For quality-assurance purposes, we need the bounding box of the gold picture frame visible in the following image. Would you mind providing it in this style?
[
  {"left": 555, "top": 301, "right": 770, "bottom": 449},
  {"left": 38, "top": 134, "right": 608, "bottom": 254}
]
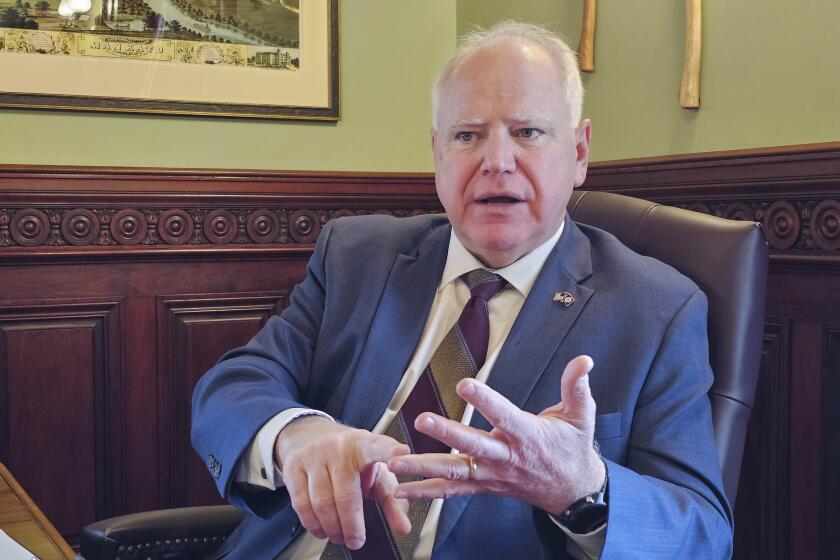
[{"left": 0, "top": 0, "right": 338, "bottom": 120}]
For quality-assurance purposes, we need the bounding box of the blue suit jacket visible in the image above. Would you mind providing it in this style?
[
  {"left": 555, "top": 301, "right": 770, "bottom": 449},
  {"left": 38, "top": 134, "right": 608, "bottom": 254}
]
[{"left": 191, "top": 214, "right": 733, "bottom": 559}]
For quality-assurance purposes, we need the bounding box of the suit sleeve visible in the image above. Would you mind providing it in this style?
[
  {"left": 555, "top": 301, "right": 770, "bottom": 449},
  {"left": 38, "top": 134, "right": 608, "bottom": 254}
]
[
  {"left": 190, "top": 219, "right": 335, "bottom": 515},
  {"left": 600, "top": 290, "right": 734, "bottom": 559}
]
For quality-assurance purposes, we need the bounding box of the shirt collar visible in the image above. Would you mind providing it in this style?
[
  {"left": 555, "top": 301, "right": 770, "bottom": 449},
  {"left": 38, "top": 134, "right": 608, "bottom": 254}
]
[{"left": 440, "top": 219, "right": 565, "bottom": 297}]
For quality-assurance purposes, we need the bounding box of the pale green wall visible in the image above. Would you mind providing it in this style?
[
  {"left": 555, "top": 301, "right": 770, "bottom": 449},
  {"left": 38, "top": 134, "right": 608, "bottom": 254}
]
[
  {"left": 6, "top": 1, "right": 838, "bottom": 169},
  {"left": 0, "top": 2, "right": 455, "bottom": 171},
  {"left": 457, "top": 0, "right": 840, "bottom": 162}
]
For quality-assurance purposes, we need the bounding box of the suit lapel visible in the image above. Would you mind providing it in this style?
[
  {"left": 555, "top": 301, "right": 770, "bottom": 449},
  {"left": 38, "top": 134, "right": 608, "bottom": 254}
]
[
  {"left": 340, "top": 223, "right": 451, "bottom": 431},
  {"left": 434, "top": 218, "right": 596, "bottom": 551}
]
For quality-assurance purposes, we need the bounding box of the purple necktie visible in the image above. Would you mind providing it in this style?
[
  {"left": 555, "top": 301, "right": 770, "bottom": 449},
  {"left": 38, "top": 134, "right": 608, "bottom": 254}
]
[{"left": 321, "top": 269, "right": 507, "bottom": 560}]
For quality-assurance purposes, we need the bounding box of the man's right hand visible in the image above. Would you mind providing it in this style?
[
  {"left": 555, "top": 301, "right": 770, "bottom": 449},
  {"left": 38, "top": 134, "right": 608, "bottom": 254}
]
[{"left": 275, "top": 416, "right": 412, "bottom": 550}]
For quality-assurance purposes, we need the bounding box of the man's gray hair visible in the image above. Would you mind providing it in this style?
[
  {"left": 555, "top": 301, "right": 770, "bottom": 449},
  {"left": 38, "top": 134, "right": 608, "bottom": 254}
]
[{"left": 432, "top": 20, "right": 584, "bottom": 128}]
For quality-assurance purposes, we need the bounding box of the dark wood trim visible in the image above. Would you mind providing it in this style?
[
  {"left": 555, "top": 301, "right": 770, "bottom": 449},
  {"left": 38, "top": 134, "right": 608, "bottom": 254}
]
[
  {"left": 822, "top": 324, "right": 840, "bottom": 559},
  {"left": 585, "top": 141, "right": 840, "bottom": 199},
  {"left": 582, "top": 143, "right": 840, "bottom": 262},
  {"left": 2, "top": 143, "right": 840, "bottom": 259},
  {"left": 0, "top": 245, "right": 316, "bottom": 263},
  {"left": 156, "top": 292, "right": 287, "bottom": 508},
  {"left": 0, "top": 298, "right": 125, "bottom": 538},
  {"left": 0, "top": 166, "right": 441, "bottom": 259},
  {"left": 770, "top": 253, "right": 840, "bottom": 272}
]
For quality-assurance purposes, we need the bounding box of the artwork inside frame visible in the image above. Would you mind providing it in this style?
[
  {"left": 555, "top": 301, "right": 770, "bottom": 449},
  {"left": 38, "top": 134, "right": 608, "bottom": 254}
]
[{"left": 0, "top": 0, "right": 339, "bottom": 120}]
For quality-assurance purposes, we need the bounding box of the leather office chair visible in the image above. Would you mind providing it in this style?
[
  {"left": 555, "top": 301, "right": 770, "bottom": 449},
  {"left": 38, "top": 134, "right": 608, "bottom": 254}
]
[{"left": 80, "top": 191, "right": 768, "bottom": 560}]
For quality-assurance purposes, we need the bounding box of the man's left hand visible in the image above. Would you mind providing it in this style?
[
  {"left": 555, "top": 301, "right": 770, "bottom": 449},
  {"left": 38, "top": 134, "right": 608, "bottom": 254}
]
[{"left": 387, "top": 355, "right": 605, "bottom": 516}]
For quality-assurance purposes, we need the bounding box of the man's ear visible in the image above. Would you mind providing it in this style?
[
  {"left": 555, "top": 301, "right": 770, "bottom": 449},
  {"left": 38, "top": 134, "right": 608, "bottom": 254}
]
[{"left": 573, "top": 120, "right": 592, "bottom": 188}]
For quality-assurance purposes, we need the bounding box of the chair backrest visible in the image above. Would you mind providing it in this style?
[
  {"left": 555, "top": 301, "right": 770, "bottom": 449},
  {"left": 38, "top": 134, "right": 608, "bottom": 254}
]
[{"left": 568, "top": 190, "right": 768, "bottom": 506}]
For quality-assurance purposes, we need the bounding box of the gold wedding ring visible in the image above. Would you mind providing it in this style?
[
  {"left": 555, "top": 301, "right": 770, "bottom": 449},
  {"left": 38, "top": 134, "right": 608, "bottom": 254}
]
[{"left": 467, "top": 455, "right": 478, "bottom": 480}]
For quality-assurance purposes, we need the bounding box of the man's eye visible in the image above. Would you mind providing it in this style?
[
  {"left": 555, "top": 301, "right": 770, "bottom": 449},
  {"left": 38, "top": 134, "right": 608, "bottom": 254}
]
[
  {"left": 517, "top": 128, "right": 543, "bottom": 139},
  {"left": 455, "top": 131, "right": 475, "bottom": 142}
]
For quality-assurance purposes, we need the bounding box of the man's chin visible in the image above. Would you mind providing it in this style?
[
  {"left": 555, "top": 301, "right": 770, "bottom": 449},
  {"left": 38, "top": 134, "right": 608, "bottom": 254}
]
[{"left": 465, "top": 237, "right": 537, "bottom": 268}]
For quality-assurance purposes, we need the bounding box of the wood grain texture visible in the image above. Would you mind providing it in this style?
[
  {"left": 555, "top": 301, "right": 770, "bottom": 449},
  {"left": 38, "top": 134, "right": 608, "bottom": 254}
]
[
  {"left": 0, "top": 169, "right": 440, "bottom": 544},
  {"left": 577, "top": 0, "right": 596, "bottom": 72},
  {"left": 0, "top": 300, "right": 123, "bottom": 541},
  {"left": 156, "top": 293, "right": 288, "bottom": 508},
  {"left": 680, "top": 0, "right": 702, "bottom": 108},
  {"left": 0, "top": 463, "right": 75, "bottom": 560}
]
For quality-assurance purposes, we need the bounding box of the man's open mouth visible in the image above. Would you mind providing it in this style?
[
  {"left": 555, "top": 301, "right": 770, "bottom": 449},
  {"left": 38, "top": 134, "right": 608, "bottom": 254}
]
[{"left": 478, "top": 196, "right": 520, "bottom": 204}]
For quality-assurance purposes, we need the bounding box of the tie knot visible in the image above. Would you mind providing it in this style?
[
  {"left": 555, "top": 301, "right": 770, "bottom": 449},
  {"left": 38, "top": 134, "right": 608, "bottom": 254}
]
[{"left": 463, "top": 269, "right": 507, "bottom": 301}]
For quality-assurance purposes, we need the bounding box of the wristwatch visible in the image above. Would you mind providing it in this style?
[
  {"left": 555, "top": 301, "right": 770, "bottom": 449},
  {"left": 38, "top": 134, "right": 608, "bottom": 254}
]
[{"left": 553, "top": 465, "right": 609, "bottom": 534}]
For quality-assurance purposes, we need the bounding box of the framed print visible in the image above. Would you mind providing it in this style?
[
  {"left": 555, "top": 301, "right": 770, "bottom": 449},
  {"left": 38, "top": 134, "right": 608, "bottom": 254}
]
[{"left": 0, "top": 0, "right": 338, "bottom": 120}]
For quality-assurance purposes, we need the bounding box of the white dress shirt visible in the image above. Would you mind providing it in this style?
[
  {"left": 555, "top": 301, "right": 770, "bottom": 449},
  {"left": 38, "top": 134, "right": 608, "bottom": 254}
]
[{"left": 236, "top": 221, "right": 604, "bottom": 559}]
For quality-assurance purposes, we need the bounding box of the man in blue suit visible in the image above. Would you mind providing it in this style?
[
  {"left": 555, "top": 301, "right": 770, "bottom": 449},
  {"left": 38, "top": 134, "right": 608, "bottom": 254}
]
[{"left": 192, "top": 21, "right": 732, "bottom": 559}]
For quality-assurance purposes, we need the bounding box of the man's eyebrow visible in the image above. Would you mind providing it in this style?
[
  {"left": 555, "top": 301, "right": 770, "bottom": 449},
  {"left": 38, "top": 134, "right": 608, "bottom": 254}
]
[
  {"left": 449, "top": 118, "right": 486, "bottom": 130},
  {"left": 508, "top": 115, "right": 554, "bottom": 129}
]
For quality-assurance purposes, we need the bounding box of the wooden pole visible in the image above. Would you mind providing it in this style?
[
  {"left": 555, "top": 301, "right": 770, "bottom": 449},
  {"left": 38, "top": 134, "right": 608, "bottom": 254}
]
[
  {"left": 578, "top": 0, "right": 596, "bottom": 72},
  {"left": 680, "top": 0, "right": 702, "bottom": 108}
]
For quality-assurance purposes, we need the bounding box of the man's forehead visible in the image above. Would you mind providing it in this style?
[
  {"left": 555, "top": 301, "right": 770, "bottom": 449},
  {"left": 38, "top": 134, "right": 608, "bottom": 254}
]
[
  {"left": 450, "top": 45, "right": 560, "bottom": 90},
  {"left": 441, "top": 80, "right": 565, "bottom": 128},
  {"left": 435, "top": 38, "right": 571, "bottom": 129},
  {"left": 460, "top": 37, "right": 551, "bottom": 67}
]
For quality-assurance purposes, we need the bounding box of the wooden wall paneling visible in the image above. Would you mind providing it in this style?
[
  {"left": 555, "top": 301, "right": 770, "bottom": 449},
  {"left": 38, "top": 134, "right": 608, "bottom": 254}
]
[
  {"left": 788, "top": 320, "right": 823, "bottom": 560},
  {"left": 764, "top": 270, "right": 840, "bottom": 560},
  {"left": 157, "top": 293, "right": 288, "bottom": 509},
  {"left": 0, "top": 167, "right": 443, "bottom": 542},
  {"left": 822, "top": 325, "right": 840, "bottom": 560},
  {"left": 0, "top": 299, "right": 123, "bottom": 541},
  {"left": 118, "top": 257, "right": 310, "bottom": 517},
  {"left": 120, "top": 295, "right": 160, "bottom": 516},
  {"left": 1, "top": 150, "right": 838, "bottom": 553},
  {"left": 733, "top": 317, "right": 791, "bottom": 560}
]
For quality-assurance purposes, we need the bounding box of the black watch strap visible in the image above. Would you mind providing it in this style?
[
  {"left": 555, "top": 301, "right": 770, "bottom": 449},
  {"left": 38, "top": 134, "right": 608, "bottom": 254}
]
[{"left": 553, "top": 463, "right": 609, "bottom": 534}]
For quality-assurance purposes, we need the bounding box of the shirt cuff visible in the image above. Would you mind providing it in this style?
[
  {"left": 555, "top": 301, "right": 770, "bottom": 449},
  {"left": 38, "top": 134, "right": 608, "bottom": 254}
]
[
  {"left": 553, "top": 518, "right": 606, "bottom": 560},
  {"left": 234, "top": 408, "right": 334, "bottom": 490}
]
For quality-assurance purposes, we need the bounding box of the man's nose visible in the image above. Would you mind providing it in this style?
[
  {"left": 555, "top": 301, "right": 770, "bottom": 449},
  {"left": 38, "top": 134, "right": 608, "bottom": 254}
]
[{"left": 480, "top": 133, "right": 516, "bottom": 175}]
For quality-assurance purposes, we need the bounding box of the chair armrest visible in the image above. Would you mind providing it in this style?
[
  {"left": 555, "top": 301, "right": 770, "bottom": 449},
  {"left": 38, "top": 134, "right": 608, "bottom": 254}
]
[{"left": 80, "top": 505, "right": 244, "bottom": 560}]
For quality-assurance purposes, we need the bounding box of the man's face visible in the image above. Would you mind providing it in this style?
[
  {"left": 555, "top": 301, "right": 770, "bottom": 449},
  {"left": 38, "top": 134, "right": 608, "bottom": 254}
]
[{"left": 433, "top": 40, "right": 591, "bottom": 268}]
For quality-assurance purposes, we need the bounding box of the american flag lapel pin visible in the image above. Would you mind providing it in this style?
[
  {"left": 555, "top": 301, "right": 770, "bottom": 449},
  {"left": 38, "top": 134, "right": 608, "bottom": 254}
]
[{"left": 553, "top": 291, "right": 575, "bottom": 307}]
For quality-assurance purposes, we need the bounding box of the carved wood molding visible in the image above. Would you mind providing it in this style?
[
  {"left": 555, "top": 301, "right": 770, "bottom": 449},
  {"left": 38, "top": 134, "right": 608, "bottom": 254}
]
[
  {"left": 0, "top": 167, "right": 441, "bottom": 259},
  {"left": 585, "top": 143, "right": 840, "bottom": 259},
  {"left": 666, "top": 198, "right": 839, "bottom": 252},
  {"left": 2, "top": 144, "right": 840, "bottom": 259},
  {"left": 0, "top": 206, "right": 441, "bottom": 250}
]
